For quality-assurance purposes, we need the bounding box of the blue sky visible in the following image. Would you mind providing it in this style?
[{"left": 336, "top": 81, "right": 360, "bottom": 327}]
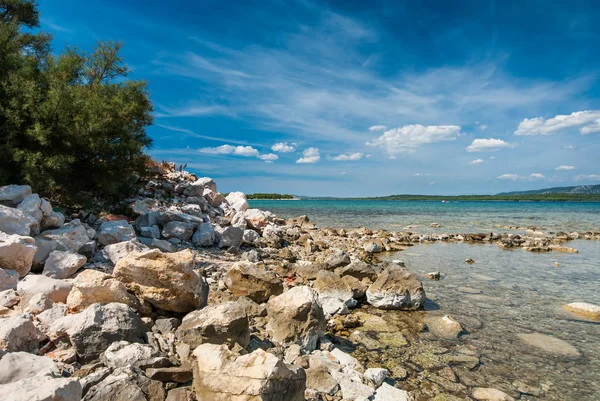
[{"left": 40, "top": 0, "right": 600, "bottom": 196}]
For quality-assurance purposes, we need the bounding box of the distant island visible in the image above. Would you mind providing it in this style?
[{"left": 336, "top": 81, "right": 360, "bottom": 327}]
[{"left": 247, "top": 184, "right": 600, "bottom": 202}]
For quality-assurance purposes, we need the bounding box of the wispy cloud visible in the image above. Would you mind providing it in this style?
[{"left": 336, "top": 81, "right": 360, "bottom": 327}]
[
  {"left": 498, "top": 174, "right": 522, "bottom": 180},
  {"left": 199, "top": 145, "right": 259, "bottom": 156},
  {"left": 40, "top": 17, "right": 73, "bottom": 34},
  {"left": 154, "top": 124, "right": 255, "bottom": 146},
  {"left": 555, "top": 165, "right": 575, "bottom": 170},
  {"left": 368, "top": 125, "right": 387, "bottom": 132},
  {"left": 155, "top": 104, "right": 234, "bottom": 118},
  {"left": 466, "top": 138, "right": 516, "bottom": 152},
  {"left": 367, "top": 125, "right": 460, "bottom": 155},
  {"left": 329, "top": 152, "right": 364, "bottom": 161},
  {"left": 574, "top": 174, "right": 600, "bottom": 181},
  {"left": 529, "top": 173, "right": 545, "bottom": 179},
  {"left": 470, "top": 159, "right": 484, "bottom": 165}
]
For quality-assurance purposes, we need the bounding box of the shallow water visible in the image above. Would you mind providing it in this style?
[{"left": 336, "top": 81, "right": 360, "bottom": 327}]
[
  {"left": 383, "top": 240, "right": 600, "bottom": 400},
  {"left": 249, "top": 200, "right": 600, "bottom": 233}
]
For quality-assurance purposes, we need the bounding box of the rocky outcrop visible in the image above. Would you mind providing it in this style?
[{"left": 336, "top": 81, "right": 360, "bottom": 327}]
[
  {"left": 0, "top": 232, "right": 37, "bottom": 277},
  {"left": 266, "top": 286, "right": 326, "bottom": 351},
  {"left": 366, "top": 263, "right": 426, "bottom": 310},
  {"left": 192, "top": 343, "right": 306, "bottom": 401},
  {"left": 114, "top": 249, "right": 208, "bottom": 313},
  {"left": 177, "top": 301, "right": 250, "bottom": 349},
  {"left": 224, "top": 261, "right": 283, "bottom": 303}
]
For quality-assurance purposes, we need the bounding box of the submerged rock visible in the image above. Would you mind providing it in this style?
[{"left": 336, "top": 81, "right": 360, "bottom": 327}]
[
  {"left": 562, "top": 302, "right": 600, "bottom": 321},
  {"left": 517, "top": 332, "right": 581, "bottom": 357},
  {"left": 472, "top": 387, "right": 516, "bottom": 401}
]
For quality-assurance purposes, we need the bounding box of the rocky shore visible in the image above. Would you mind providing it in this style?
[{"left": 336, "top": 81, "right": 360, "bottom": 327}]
[{"left": 0, "top": 162, "right": 598, "bottom": 401}]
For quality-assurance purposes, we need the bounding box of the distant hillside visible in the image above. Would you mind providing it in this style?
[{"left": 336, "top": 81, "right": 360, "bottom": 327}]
[{"left": 497, "top": 184, "right": 600, "bottom": 196}]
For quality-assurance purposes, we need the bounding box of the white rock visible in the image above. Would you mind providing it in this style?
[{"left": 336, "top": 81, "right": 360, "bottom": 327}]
[
  {"left": 0, "top": 289, "right": 20, "bottom": 308},
  {"left": 364, "top": 368, "right": 387, "bottom": 387},
  {"left": 0, "top": 204, "right": 37, "bottom": 236},
  {"left": 183, "top": 177, "right": 217, "bottom": 196},
  {"left": 216, "top": 225, "right": 243, "bottom": 248},
  {"left": 242, "top": 229, "right": 260, "bottom": 245},
  {"left": 0, "top": 375, "right": 82, "bottom": 401},
  {"left": 563, "top": 302, "right": 600, "bottom": 321},
  {"left": 101, "top": 240, "right": 148, "bottom": 265},
  {"left": 36, "top": 303, "right": 67, "bottom": 328},
  {"left": 162, "top": 220, "right": 196, "bottom": 241},
  {"left": 192, "top": 223, "right": 216, "bottom": 247},
  {"left": 330, "top": 369, "right": 374, "bottom": 400},
  {"left": 372, "top": 382, "right": 410, "bottom": 401},
  {"left": 472, "top": 387, "right": 516, "bottom": 401},
  {"left": 226, "top": 192, "right": 249, "bottom": 213},
  {"left": 97, "top": 220, "right": 136, "bottom": 246},
  {"left": 17, "top": 274, "right": 72, "bottom": 304},
  {"left": 0, "top": 269, "right": 19, "bottom": 291},
  {"left": 66, "top": 269, "right": 142, "bottom": 312},
  {"left": 39, "top": 198, "right": 53, "bottom": 217},
  {"left": 101, "top": 341, "right": 166, "bottom": 369},
  {"left": 0, "top": 352, "right": 59, "bottom": 384},
  {"left": 0, "top": 314, "right": 45, "bottom": 351},
  {"left": 42, "top": 250, "right": 86, "bottom": 279},
  {"left": 32, "top": 236, "right": 58, "bottom": 266},
  {"left": 40, "top": 211, "right": 65, "bottom": 230},
  {"left": 23, "top": 292, "right": 54, "bottom": 314},
  {"left": 0, "top": 185, "right": 32, "bottom": 206},
  {"left": 331, "top": 348, "right": 364, "bottom": 372},
  {"left": 38, "top": 221, "right": 89, "bottom": 253},
  {"left": 0, "top": 232, "right": 37, "bottom": 277},
  {"left": 17, "top": 194, "right": 42, "bottom": 234}
]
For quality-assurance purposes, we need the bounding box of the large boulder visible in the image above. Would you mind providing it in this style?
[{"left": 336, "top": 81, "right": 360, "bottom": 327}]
[
  {"left": 0, "top": 205, "right": 37, "bottom": 236},
  {"left": 17, "top": 274, "right": 72, "bottom": 304},
  {"left": 204, "top": 189, "right": 228, "bottom": 208},
  {"left": 183, "top": 177, "right": 217, "bottom": 197},
  {"left": 224, "top": 261, "right": 283, "bottom": 303},
  {"left": 177, "top": 301, "right": 250, "bottom": 349},
  {"left": 101, "top": 341, "right": 169, "bottom": 369},
  {"left": 66, "top": 269, "right": 142, "bottom": 312},
  {"left": 162, "top": 221, "right": 196, "bottom": 241},
  {"left": 101, "top": 240, "right": 148, "bottom": 265},
  {"left": 266, "top": 286, "right": 326, "bottom": 351},
  {"left": 0, "top": 269, "right": 19, "bottom": 291},
  {"left": 335, "top": 260, "right": 378, "bottom": 281},
  {"left": 0, "top": 232, "right": 37, "bottom": 278},
  {"left": 372, "top": 383, "right": 411, "bottom": 401},
  {"left": 226, "top": 192, "right": 249, "bottom": 213},
  {"left": 191, "top": 223, "right": 216, "bottom": 247},
  {"left": 47, "top": 302, "right": 147, "bottom": 361},
  {"left": 193, "top": 344, "right": 306, "bottom": 401},
  {"left": 0, "top": 185, "right": 32, "bottom": 206},
  {"left": 216, "top": 226, "right": 243, "bottom": 248},
  {"left": 17, "top": 194, "right": 43, "bottom": 234},
  {"left": 244, "top": 209, "right": 273, "bottom": 232},
  {"left": 0, "top": 375, "right": 82, "bottom": 401},
  {"left": 0, "top": 352, "right": 58, "bottom": 384},
  {"left": 114, "top": 249, "right": 208, "bottom": 313},
  {"left": 38, "top": 221, "right": 89, "bottom": 253},
  {"left": 366, "top": 264, "right": 426, "bottom": 310},
  {"left": 313, "top": 270, "right": 357, "bottom": 318},
  {"left": 42, "top": 250, "right": 86, "bottom": 279},
  {"left": 324, "top": 250, "right": 351, "bottom": 269},
  {"left": 0, "top": 314, "right": 45, "bottom": 352},
  {"left": 83, "top": 366, "right": 165, "bottom": 401},
  {"left": 97, "top": 220, "right": 136, "bottom": 246}
]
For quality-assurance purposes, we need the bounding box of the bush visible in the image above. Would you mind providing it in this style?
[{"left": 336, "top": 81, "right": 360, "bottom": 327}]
[{"left": 0, "top": 0, "right": 153, "bottom": 204}]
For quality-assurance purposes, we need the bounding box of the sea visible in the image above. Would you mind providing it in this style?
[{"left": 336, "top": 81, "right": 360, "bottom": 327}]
[{"left": 250, "top": 199, "right": 600, "bottom": 400}]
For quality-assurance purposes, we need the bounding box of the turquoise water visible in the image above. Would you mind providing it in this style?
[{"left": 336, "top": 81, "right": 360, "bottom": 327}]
[{"left": 249, "top": 200, "right": 600, "bottom": 233}]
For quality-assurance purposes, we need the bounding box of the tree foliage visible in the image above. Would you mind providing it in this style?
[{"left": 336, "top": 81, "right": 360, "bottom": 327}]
[{"left": 0, "top": 0, "right": 153, "bottom": 204}]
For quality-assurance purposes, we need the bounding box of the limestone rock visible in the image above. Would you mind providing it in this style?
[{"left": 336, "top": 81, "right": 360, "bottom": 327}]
[
  {"left": 224, "top": 261, "right": 283, "bottom": 303},
  {"left": 324, "top": 250, "right": 351, "bottom": 269},
  {"left": 0, "top": 204, "right": 37, "bottom": 236},
  {"left": 364, "top": 368, "right": 387, "bottom": 388},
  {"left": 226, "top": 192, "right": 249, "bottom": 213},
  {"left": 216, "top": 226, "right": 243, "bottom": 248},
  {"left": 138, "top": 237, "right": 177, "bottom": 253},
  {"left": 0, "top": 352, "right": 58, "bottom": 384},
  {"left": 0, "top": 314, "right": 45, "bottom": 352},
  {"left": 162, "top": 221, "right": 196, "bottom": 241},
  {"left": 517, "top": 332, "right": 580, "bottom": 357},
  {"left": 244, "top": 209, "right": 273, "bottom": 232},
  {"left": 17, "top": 274, "right": 72, "bottom": 304},
  {"left": 0, "top": 289, "right": 19, "bottom": 308},
  {"left": 145, "top": 367, "right": 193, "bottom": 383},
  {"left": 102, "top": 341, "right": 169, "bottom": 369},
  {"left": 177, "top": 301, "right": 250, "bottom": 349},
  {"left": 40, "top": 211, "right": 65, "bottom": 231},
  {"left": 38, "top": 222, "right": 89, "bottom": 253},
  {"left": 204, "top": 189, "right": 228, "bottom": 208},
  {"left": 192, "top": 223, "right": 216, "bottom": 247},
  {"left": 66, "top": 269, "right": 142, "bottom": 312},
  {"left": 17, "top": 194, "right": 43, "bottom": 233},
  {"left": 372, "top": 383, "right": 410, "bottom": 401},
  {"left": 83, "top": 366, "right": 165, "bottom": 401},
  {"left": 366, "top": 264, "right": 426, "bottom": 310},
  {"left": 48, "top": 302, "right": 147, "bottom": 361},
  {"left": 193, "top": 343, "right": 306, "bottom": 401},
  {"left": 266, "top": 286, "right": 326, "bottom": 351},
  {"left": 23, "top": 292, "right": 54, "bottom": 314},
  {"left": 0, "top": 375, "right": 82, "bottom": 401},
  {"left": 102, "top": 240, "right": 148, "bottom": 265},
  {"left": 42, "top": 250, "right": 86, "bottom": 279},
  {"left": 97, "top": 220, "right": 136, "bottom": 246},
  {"left": 425, "top": 315, "right": 464, "bottom": 338},
  {"left": 0, "top": 185, "right": 32, "bottom": 206},
  {"left": 183, "top": 177, "right": 217, "bottom": 197},
  {"left": 243, "top": 229, "right": 260, "bottom": 245},
  {"left": 0, "top": 269, "right": 19, "bottom": 291},
  {"left": 0, "top": 232, "right": 37, "bottom": 277},
  {"left": 314, "top": 270, "right": 357, "bottom": 318},
  {"left": 562, "top": 302, "right": 600, "bottom": 321},
  {"left": 114, "top": 249, "right": 208, "bottom": 313},
  {"left": 140, "top": 225, "right": 161, "bottom": 239}
]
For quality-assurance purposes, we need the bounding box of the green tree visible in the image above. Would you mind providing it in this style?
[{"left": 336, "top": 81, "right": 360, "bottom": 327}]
[{"left": 0, "top": 0, "right": 153, "bottom": 204}]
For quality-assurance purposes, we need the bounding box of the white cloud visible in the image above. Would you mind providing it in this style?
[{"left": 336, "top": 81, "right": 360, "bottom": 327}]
[
  {"left": 514, "top": 110, "right": 600, "bottom": 136},
  {"left": 368, "top": 125, "right": 387, "bottom": 132},
  {"left": 329, "top": 152, "right": 364, "bottom": 161},
  {"left": 574, "top": 174, "right": 600, "bottom": 181},
  {"left": 413, "top": 173, "right": 431, "bottom": 177},
  {"left": 271, "top": 142, "right": 296, "bottom": 153},
  {"left": 529, "top": 173, "right": 545, "bottom": 179},
  {"left": 296, "top": 147, "right": 321, "bottom": 163},
  {"left": 466, "top": 138, "right": 515, "bottom": 152},
  {"left": 498, "top": 174, "right": 522, "bottom": 180},
  {"left": 555, "top": 165, "right": 575, "bottom": 171},
  {"left": 199, "top": 145, "right": 259, "bottom": 156},
  {"left": 366, "top": 125, "right": 460, "bottom": 155},
  {"left": 470, "top": 159, "right": 484, "bottom": 165},
  {"left": 258, "top": 153, "right": 279, "bottom": 162}
]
